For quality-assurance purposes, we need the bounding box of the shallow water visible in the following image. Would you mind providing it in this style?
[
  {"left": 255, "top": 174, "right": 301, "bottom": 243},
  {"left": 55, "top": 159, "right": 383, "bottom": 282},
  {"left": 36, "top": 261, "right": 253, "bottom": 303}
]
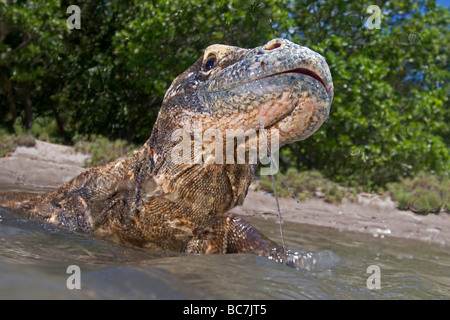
[{"left": 0, "top": 207, "right": 449, "bottom": 299}]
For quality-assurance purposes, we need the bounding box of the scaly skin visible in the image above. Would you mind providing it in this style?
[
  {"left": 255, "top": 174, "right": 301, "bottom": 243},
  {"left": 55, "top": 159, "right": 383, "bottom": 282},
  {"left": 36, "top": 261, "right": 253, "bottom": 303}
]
[{"left": 1, "top": 39, "right": 333, "bottom": 266}]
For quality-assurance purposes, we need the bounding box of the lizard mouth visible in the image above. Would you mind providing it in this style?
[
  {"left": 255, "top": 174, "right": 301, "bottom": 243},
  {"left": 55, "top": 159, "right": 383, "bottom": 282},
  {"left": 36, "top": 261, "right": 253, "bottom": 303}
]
[
  {"left": 255, "top": 67, "right": 332, "bottom": 142},
  {"left": 268, "top": 68, "right": 329, "bottom": 94}
]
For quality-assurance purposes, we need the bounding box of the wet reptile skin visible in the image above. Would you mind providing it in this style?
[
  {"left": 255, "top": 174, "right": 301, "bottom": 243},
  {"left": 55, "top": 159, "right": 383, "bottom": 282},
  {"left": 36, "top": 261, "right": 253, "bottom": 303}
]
[{"left": 1, "top": 39, "right": 333, "bottom": 265}]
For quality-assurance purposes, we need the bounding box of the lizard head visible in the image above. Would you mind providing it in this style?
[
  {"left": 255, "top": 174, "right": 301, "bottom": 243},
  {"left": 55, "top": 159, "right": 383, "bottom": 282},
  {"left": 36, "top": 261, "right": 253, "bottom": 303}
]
[{"left": 152, "top": 38, "right": 333, "bottom": 161}]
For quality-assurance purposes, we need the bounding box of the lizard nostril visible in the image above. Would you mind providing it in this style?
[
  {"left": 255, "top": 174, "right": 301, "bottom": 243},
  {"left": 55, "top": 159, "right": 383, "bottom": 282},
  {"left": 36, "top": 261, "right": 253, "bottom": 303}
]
[{"left": 264, "top": 41, "right": 282, "bottom": 50}]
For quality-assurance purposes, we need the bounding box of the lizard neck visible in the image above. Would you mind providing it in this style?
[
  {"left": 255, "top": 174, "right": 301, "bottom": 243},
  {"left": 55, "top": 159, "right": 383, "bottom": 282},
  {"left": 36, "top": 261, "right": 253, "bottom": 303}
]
[{"left": 146, "top": 115, "right": 256, "bottom": 220}]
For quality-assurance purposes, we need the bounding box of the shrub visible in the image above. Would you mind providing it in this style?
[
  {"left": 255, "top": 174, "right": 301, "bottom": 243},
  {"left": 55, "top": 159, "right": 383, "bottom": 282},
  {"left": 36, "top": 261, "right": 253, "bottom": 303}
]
[
  {"left": 387, "top": 173, "right": 449, "bottom": 214},
  {"left": 0, "top": 119, "right": 36, "bottom": 157},
  {"left": 257, "top": 168, "right": 347, "bottom": 204},
  {"left": 73, "top": 135, "right": 138, "bottom": 167}
]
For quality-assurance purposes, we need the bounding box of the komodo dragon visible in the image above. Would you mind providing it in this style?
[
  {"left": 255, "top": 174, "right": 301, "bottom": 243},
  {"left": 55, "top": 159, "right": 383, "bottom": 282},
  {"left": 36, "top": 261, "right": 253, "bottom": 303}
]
[{"left": 1, "top": 38, "right": 333, "bottom": 267}]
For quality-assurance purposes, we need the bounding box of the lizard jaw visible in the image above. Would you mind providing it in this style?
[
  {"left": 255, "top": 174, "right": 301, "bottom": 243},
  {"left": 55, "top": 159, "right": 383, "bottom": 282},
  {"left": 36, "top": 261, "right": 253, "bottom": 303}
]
[{"left": 267, "top": 68, "right": 329, "bottom": 95}]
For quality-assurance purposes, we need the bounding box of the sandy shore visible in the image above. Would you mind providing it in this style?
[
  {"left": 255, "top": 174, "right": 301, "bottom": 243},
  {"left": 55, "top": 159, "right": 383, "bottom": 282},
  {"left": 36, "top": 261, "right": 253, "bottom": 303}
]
[
  {"left": 235, "top": 189, "right": 450, "bottom": 246},
  {"left": 1, "top": 140, "right": 449, "bottom": 246},
  {"left": 0, "top": 140, "right": 90, "bottom": 192}
]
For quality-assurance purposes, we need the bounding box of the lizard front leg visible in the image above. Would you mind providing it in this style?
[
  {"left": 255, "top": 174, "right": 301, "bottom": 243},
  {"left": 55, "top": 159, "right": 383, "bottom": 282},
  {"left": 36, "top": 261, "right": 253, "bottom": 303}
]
[
  {"left": 185, "top": 214, "right": 304, "bottom": 268},
  {"left": 185, "top": 214, "right": 274, "bottom": 254}
]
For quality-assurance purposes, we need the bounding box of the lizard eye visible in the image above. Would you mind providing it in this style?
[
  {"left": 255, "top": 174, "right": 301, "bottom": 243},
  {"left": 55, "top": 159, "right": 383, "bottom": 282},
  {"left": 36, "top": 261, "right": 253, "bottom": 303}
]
[{"left": 204, "top": 55, "right": 216, "bottom": 71}]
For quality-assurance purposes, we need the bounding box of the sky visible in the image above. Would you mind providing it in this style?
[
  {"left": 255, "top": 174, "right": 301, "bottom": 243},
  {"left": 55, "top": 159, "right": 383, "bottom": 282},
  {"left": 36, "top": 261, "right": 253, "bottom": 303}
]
[{"left": 437, "top": 0, "right": 450, "bottom": 7}]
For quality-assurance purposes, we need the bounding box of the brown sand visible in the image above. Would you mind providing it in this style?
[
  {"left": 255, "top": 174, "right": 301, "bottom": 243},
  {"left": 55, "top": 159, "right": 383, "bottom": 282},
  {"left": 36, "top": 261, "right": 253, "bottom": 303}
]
[{"left": 1, "top": 140, "right": 449, "bottom": 246}]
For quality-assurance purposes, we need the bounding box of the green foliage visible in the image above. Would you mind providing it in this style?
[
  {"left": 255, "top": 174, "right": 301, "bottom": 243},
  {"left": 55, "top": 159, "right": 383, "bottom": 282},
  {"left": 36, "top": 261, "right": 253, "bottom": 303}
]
[
  {"left": 258, "top": 168, "right": 347, "bottom": 204},
  {"left": 0, "top": 0, "right": 448, "bottom": 190},
  {"left": 31, "top": 116, "right": 63, "bottom": 143},
  {"left": 0, "top": 0, "right": 292, "bottom": 143},
  {"left": 73, "top": 134, "right": 138, "bottom": 167},
  {"left": 387, "top": 173, "right": 449, "bottom": 214},
  {"left": 284, "top": 0, "right": 449, "bottom": 189}
]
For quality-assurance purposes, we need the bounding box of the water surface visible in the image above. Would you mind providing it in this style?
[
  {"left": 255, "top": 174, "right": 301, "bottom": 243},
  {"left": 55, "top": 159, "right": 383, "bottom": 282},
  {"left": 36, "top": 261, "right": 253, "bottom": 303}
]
[{"left": 0, "top": 207, "right": 448, "bottom": 299}]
